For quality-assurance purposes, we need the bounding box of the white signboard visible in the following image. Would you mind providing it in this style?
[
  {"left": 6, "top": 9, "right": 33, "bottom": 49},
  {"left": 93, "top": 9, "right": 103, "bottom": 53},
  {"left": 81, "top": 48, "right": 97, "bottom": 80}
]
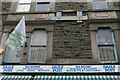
[{"left": 0, "top": 65, "right": 118, "bottom": 73}]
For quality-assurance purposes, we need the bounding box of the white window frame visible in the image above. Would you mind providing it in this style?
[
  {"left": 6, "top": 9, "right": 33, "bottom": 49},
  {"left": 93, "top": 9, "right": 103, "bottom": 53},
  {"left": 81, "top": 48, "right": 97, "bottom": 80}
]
[
  {"left": 16, "top": 0, "right": 31, "bottom": 12},
  {"left": 96, "top": 28, "right": 118, "bottom": 63},
  {"left": 92, "top": 0, "right": 108, "bottom": 10},
  {"left": 28, "top": 29, "right": 47, "bottom": 63}
]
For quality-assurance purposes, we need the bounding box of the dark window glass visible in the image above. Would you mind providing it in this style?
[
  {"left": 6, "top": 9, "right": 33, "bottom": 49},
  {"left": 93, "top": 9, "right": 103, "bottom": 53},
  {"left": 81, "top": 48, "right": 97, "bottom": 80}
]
[{"left": 36, "top": 2, "right": 50, "bottom": 12}]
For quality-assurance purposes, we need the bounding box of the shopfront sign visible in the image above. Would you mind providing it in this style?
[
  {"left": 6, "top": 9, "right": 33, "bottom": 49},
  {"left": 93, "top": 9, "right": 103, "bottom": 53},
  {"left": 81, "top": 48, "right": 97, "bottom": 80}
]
[{"left": 0, "top": 65, "right": 118, "bottom": 73}]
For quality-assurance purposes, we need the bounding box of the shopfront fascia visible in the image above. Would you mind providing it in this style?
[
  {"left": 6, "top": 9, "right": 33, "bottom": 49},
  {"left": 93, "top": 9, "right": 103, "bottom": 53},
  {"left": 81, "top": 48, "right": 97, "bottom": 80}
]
[{"left": 0, "top": 65, "right": 120, "bottom": 80}]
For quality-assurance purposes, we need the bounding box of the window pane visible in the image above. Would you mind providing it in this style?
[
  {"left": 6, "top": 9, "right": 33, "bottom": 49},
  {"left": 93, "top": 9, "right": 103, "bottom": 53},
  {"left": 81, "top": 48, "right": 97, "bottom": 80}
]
[
  {"left": 29, "top": 30, "right": 47, "bottom": 63},
  {"left": 97, "top": 28, "right": 118, "bottom": 63},
  {"left": 98, "top": 47, "right": 116, "bottom": 62},
  {"left": 36, "top": 3, "right": 50, "bottom": 12},
  {"left": 97, "top": 29, "right": 113, "bottom": 44},
  {"left": 93, "top": 0, "right": 106, "bottom": 2},
  {"left": 29, "top": 47, "right": 46, "bottom": 63},
  {"left": 92, "top": 2, "right": 108, "bottom": 10},
  {"left": 16, "top": 4, "right": 30, "bottom": 12},
  {"left": 37, "top": 0, "right": 51, "bottom": 2},
  {"left": 32, "top": 30, "right": 47, "bottom": 45},
  {"left": 19, "top": 0, "right": 31, "bottom": 3},
  {"left": 4, "top": 46, "right": 23, "bottom": 63}
]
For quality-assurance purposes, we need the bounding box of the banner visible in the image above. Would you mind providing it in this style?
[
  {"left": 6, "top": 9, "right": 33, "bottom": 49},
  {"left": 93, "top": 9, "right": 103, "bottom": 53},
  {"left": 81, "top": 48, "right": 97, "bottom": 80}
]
[
  {"left": 0, "top": 65, "right": 118, "bottom": 73},
  {"left": 5, "top": 16, "right": 26, "bottom": 49}
]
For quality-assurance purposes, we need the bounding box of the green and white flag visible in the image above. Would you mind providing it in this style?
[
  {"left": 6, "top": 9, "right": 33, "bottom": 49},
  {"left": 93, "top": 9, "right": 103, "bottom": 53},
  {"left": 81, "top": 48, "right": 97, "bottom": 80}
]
[{"left": 6, "top": 16, "right": 26, "bottom": 49}]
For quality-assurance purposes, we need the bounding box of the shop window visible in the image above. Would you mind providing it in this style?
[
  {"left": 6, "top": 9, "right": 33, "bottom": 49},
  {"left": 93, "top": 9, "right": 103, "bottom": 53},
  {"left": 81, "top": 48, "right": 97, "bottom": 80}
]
[
  {"left": 96, "top": 28, "right": 118, "bottom": 63},
  {"left": 28, "top": 29, "right": 47, "bottom": 63},
  {"left": 92, "top": 0, "right": 108, "bottom": 10},
  {"left": 36, "top": 0, "right": 50, "bottom": 12},
  {"left": 16, "top": 0, "right": 31, "bottom": 12}
]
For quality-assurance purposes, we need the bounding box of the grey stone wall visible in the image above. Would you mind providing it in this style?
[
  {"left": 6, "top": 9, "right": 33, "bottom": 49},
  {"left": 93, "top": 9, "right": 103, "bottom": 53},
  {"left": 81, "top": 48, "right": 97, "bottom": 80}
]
[
  {"left": 53, "top": 21, "right": 92, "bottom": 59},
  {"left": 0, "top": 2, "right": 11, "bottom": 64},
  {"left": 0, "top": 1, "right": 2, "bottom": 64},
  {"left": 1, "top": 2, "right": 11, "bottom": 43},
  {"left": 0, "top": 1, "right": 2, "bottom": 43},
  {"left": 2, "top": 2, "right": 11, "bottom": 22},
  {"left": 55, "top": 2, "right": 88, "bottom": 11},
  {"left": 116, "top": 11, "right": 120, "bottom": 20},
  {"left": 53, "top": 2, "right": 91, "bottom": 61},
  {"left": 117, "top": 2, "right": 120, "bottom": 19},
  {"left": 113, "top": 2, "right": 120, "bottom": 10}
]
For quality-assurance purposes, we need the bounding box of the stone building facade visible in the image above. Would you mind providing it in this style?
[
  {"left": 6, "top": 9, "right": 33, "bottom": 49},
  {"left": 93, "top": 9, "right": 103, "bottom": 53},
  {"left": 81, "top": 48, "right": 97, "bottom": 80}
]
[
  {"left": 0, "top": 1, "right": 2, "bottom": 64},
  {"left": 0, "top": 0, "right": 120, "bottom": 65},
  {"left": 0, "top": 1, "right": 12, "bottom": 64}
]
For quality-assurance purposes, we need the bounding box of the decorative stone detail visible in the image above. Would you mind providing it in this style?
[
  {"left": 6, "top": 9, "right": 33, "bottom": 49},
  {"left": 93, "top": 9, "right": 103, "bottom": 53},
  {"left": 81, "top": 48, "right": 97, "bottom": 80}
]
[
  {"left": 7, "top": 14, "right": 55, "bottom": 21},
  {"left": 89, "top": 11, "right": 117, "bottom": 19}
]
